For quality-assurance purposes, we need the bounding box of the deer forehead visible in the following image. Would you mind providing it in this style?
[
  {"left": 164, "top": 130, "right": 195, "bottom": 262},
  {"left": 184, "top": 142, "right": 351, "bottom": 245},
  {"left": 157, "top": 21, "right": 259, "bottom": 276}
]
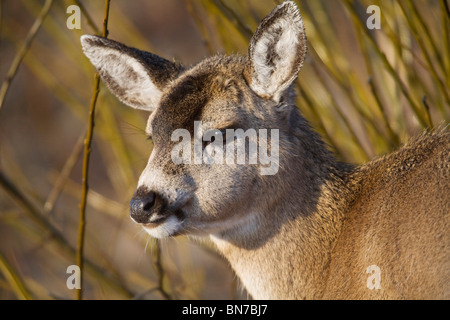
[{"left": 147, "top": 55, "right": 251, "bottom": 138}]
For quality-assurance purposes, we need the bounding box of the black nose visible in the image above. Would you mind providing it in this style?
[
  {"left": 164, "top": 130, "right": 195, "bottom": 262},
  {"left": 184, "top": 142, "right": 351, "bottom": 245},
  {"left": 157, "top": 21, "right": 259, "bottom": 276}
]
[{"left": 130, "top": 191, "right": 156, "bottom": 224}]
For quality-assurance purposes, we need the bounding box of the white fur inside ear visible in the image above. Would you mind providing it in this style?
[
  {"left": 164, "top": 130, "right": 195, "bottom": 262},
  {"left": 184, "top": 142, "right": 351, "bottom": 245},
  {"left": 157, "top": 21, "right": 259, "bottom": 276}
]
[
  {"left": 81, "top": 36, "right": 161, "bottom": 110},
  {"left": 249, "top": 2, "right": 305, "bottom": 102}
]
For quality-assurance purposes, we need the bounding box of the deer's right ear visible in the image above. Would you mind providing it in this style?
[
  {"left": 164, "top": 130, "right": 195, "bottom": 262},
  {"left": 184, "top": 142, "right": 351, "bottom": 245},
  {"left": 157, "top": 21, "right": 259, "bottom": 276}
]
[
  {"left": 244, "top": 1, "right": 307, "bottom": 103},
  {"left": 81, "top": 35, "right": 183, "bottom": 111}
]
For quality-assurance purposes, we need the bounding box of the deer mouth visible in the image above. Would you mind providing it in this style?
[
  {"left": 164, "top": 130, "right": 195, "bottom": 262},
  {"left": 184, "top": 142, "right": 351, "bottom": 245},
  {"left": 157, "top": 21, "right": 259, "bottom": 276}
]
[
  {"left": 142, "top": 216, "right": 167, "bottom": 228},
  {"left": 141, "top": 213, "right": 184, "bottom": 238}
]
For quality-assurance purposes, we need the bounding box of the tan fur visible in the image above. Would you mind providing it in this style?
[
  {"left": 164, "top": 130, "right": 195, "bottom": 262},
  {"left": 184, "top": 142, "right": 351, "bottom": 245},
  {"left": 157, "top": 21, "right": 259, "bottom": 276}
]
[{"left": 81, "top": 2, "right": 449, "bottom": 299}]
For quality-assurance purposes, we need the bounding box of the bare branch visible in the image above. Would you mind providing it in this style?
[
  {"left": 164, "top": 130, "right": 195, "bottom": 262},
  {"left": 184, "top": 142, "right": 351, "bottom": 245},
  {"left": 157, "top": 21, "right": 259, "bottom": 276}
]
[
  {"left": 0, "top": 0, "right": 53, "bottom": 112},
  {"left": 77, "top": 0, "right": 111, "bottom": 300}
]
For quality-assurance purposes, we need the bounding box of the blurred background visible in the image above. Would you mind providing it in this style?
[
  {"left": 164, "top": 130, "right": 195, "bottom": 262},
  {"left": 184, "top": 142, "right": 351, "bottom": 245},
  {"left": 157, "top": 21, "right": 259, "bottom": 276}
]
[{"left": 0, "top": 0, "right": 448, "bottom": 299}]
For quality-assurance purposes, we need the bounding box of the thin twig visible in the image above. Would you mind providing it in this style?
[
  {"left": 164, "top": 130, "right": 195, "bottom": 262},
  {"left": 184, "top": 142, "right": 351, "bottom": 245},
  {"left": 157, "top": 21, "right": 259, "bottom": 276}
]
[
  {"left": 309, "top": 57, "right": 371, "bottom": 161},
  {"left": 185, "top": 0, "right": 215, "bottom": 55},
  {"left": 211, "top": 0, "right": 253, "bottom": 39},
  {"left": 0, "top": 253, "right": 33, "bottom": 300},
  {"left": 0, "top": 1, "right": 3, "bottom": 47},
  {"left": 0, "top": 168, "right": 133, "bottom": 298},
  {"left": 44, "top": 131, "right": 85, "bottom": 215},
  {"left": 444, "top": 0, "right": 450, "bottom": 17},
  {"left": 296, "top": 83, "right": 345, "bottom": 161},
  {"left": 398, "top": 1, "right": 449, "bottom": 107},
  {"left": 74, "top": 0, "right": 100, "bottom": 34},
  {"left": 350, "top": 10, "right": 401, "bottom": 149},
  {"left": 77, "top": 0, "right": 111, "bottom": 300},
  {"left": 152, "top": 240, "right": 172, "bottom": 300},
  {"left": 368, "top": 77, "right": 401, "bottom": 147},
  {"left": 0, "top": 170, "right": 59, "bottom": 238},
  {"left": 408, "top": 0, "right": 445, "bottom": 72},
  {"left": 422, "top": 96, "right": 434, "bottom": 130},
  {"left": 442, "top": 0, "right": 450, "bottom": 86},
  {"left": 308, "top": 41, "right": 380, "bottom": 136},
  {"left": 0, "top": 0, "right": 53, "bottom": 112},
  {"left": 343, "top": 0, "right": 428, "bottom": 128}
]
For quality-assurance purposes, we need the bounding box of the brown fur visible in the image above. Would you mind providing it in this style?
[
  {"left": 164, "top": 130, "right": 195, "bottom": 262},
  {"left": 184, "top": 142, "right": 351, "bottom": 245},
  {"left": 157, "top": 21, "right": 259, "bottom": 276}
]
[{"left": 81, "top": 2, "right": 449, "bottom": 299}]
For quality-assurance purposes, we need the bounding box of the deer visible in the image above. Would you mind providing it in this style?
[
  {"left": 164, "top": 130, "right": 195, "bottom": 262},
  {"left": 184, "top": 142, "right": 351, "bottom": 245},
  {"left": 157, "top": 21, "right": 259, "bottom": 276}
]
[{"left": 81, "top": 1, "right": 449, "bottom": 299}]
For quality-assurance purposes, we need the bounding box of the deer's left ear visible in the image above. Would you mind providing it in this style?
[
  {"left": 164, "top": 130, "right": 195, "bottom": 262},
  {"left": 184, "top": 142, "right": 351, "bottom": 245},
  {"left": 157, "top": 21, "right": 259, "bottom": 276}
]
[
  {"left": 81, "top": 35, "right": 183, "bottom": 111},
  {"left": 244, "top": 1, "right": 307, "bottom": 103}
]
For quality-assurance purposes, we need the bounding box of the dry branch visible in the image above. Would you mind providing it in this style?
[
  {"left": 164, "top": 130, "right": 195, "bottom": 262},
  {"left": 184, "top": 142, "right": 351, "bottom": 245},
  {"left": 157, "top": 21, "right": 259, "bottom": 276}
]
[
  {"left": 77, "top": 0, "right": 111, "bottom": 300},
  {"left": 0, "top": 0, "right": 53, "bottom": 112}
]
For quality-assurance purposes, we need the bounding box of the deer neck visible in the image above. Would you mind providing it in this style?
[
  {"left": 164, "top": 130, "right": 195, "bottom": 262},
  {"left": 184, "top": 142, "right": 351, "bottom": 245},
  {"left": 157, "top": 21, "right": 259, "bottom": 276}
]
[{"left": 210, "top": 110, "right": 355, "bottom": 299}]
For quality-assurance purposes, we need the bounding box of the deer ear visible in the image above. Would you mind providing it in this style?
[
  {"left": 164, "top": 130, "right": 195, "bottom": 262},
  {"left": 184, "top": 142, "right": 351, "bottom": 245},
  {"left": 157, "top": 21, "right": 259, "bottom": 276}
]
[
  {"left": 81, "top": 35, "right": 183, "bottom": 111},
  {"left": 244, "top": 1, "right": 307, "bottom": 103}
]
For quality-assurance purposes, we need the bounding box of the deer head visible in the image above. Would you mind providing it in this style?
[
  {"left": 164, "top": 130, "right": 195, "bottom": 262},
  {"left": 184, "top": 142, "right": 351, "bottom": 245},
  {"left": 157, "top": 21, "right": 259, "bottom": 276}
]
[{"left": 81, "top": 1, "right": 307, "bottom": 239}]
